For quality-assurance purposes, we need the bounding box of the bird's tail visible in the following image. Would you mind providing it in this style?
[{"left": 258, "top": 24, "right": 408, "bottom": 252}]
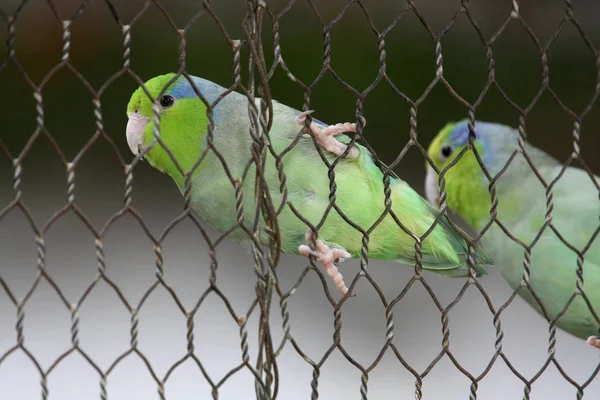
[{"left": 419, "top": 207, "right": 492, "bottom": 277}]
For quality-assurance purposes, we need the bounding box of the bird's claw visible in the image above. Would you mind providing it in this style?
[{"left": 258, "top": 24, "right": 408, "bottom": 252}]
[
  {"left": 298, "top": 238, "right": 352, "bottom": 296},
  {"left": 587, "top": 336, "right": 600, "bottom": 349},
  {"left": 295, "top": 110, "right": 363, "bottom": 159}
]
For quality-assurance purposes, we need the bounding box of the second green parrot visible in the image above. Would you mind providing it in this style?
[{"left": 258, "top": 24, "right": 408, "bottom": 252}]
[
  {"left": 126, "top": 73, "right": 491, "bottom": 295},
  {"left": 426, "top": 120, "right": 600, "bottom": 348}
]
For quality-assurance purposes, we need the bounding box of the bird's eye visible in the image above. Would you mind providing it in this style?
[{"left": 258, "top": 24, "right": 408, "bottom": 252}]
[
  {"left": 160, "top": 95, "right": 175, "bottom": 108},
  {"left": 440, "top": 144, "right": 454, "bottom": 160}
]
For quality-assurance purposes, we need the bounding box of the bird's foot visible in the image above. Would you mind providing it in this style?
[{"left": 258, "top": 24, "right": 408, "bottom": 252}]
[
  {"left": 298, "top": 237, "right": 352, "bottom": 295},
  {"left": 587, "top": 336, "right": 600, "bottom": 349},
  {"left": 295, "top": 110, "right": 363, "bottom": 159}
]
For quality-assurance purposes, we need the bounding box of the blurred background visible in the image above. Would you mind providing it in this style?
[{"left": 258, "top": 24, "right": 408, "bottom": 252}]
[{"left": 1, "top": 0, "right": 600, "bottom": 399}]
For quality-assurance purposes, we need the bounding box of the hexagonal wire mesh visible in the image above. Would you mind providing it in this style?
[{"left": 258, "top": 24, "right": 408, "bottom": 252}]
[{"left": 1, "top": 0, "right": 600, "bottom": 399}]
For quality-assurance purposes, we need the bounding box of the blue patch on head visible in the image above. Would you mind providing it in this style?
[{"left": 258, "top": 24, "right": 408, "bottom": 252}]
[
  {"left": 167, "top": 80, "right": 194, "bottom": 99},
  {"left": 448, "top": 120, "right": 496, "bottom": 167},
  {"left": 167, "top": 76, "right": 227, "bottom": 104},
  {"left": 166, "top": 76, "right": 229, "bottom": 123},
  {"left": 449, "top": 121, "right": 476, "bottom": 146}
]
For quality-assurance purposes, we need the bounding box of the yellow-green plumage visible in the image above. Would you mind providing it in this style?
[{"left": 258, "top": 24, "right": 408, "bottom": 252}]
[
  {"left": 126, "top": 74, "right": 491, "bottom": 284},
  {"left": 426, "top": 120, "right": 600, "bottom": 342}
]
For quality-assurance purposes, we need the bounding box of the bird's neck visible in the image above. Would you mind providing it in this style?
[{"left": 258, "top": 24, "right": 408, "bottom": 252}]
[
  {"left": 147, "top": 104, "right": 210, "bottom": 189},
  {"left": 444, "top": 152, "right": 492, "bottom": 230}
]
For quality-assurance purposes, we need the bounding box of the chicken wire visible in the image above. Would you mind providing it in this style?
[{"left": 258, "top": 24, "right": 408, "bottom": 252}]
[{"left": 0, "top": 0, "right": 599, "bottom": 399}]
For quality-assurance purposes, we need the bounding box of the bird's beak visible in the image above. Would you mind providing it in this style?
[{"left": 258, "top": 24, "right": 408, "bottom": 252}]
[
  {"left": 425, "top": 165, "right": 440, "bottom": 207},
  {"left": 126, "top": 112, "right": 150, "bottom": 155}
]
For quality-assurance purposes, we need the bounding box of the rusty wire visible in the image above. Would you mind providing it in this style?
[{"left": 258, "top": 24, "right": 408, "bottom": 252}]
[{"left": 0, "top": 0, "right": 600, "bottom": 399}]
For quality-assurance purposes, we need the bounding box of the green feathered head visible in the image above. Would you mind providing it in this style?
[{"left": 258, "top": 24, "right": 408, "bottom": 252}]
[
  {"left": 425, "top": 120, "right": 519, "bottom": 227},
  {"left": 126, "top": 73, "right": 214, "bottom": 186}
]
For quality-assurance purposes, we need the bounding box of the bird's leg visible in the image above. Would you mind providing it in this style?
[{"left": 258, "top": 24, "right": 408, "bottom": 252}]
[
  {"left": 298, "top": 231, "right": 352, "bottom": 295},
  {"left": 295, "top": 110, "right": 363, "bottom": 159},
  {"left": 587, "top": 336, "right": 600, "bottom": 349}
]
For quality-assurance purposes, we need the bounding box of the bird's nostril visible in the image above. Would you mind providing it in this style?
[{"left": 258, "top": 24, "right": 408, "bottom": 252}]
[{"left": 134, "top": 110, "right": 139, "bottom": 114}]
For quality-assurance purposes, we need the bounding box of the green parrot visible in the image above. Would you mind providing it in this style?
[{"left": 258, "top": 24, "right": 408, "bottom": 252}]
[
  {"left": 125, "top": 73, "right": 491, "bottom": 295},
  {"left": 425, "top": 120, "right": 600, "bottom": 348}
]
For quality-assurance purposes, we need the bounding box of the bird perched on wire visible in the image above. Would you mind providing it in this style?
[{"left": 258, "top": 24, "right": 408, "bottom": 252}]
[
  {"left": 125, "top": 73, "right": 491, "bottom": 295},
  {"left": 425, "top": 119, "right": 600, "bottom": 348}
]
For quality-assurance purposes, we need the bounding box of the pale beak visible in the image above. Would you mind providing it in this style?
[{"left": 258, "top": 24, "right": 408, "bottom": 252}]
[
  {"left": 126, "top": 112, "right": 150, "bottom": 155},
  {"left": 425, "top": 165, "right": 440, "bottom": 207}
]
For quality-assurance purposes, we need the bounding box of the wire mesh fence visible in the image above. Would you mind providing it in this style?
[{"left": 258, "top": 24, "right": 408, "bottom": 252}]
[{"left": 1, "top": 0, "right": 600, "bottom": 399}]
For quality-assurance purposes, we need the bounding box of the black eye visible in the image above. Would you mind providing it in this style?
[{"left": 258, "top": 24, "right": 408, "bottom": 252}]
[
  {"left": 160, "top": 95, "right": 175, "bottom": 108},
  {"left": 441, "top": 145, "right": 454, "bottom": 159}
]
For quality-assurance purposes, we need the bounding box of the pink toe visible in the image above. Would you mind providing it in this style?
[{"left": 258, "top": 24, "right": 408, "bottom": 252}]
[
  {"left": 587, "top": 336, "right": 600, "bottom": 348},
  {"left": 298, "top": 245, "right": 311, "bottom": 257},
  {"left": 332, "top": 248, "right": 352, "bottom": 260},
  {"left": 343, "top": 122, "right": 356, "bottom": 132},
  {"left": 326, "top": 267, "right": 339, "bottom": 278},
  {"left": 322, "top": 122, "right": 356, "bottom": 135},
  {"left": 296, "top": 110, "right": 315, "bottom": 124},
  {"left": 315, "top": 239, "right": 330, "bottom": 253},
  {"left": 333, "top": 273, "right": 344, "bottom": 285}
]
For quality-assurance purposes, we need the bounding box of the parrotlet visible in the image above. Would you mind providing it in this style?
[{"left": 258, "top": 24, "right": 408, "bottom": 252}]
[
  {"left": 426, "top": 120, "right": 600, "bottom": 348},
  {"left": 126, "top": 73, "right": 491, "bottom": 295}
]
